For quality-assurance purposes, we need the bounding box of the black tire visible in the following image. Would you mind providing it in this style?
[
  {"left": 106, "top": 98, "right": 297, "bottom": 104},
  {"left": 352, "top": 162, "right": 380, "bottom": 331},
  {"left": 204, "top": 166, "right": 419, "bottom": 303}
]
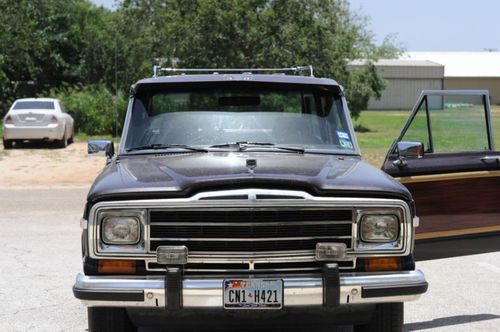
[
  {"left": 88, "top": 307, "right": 137, "bottom": 332},
  {"left": 354, "top": 303, "right": 404, "bottom": 332},
  {"left": 68, "top": 132, "right": 74, "bottom": 144},
  {"left": 57, "top": 134, "right": 68, "bottom": 148},
  {"left": 3, "top": 139, "right": 13, "bottom": 149}
]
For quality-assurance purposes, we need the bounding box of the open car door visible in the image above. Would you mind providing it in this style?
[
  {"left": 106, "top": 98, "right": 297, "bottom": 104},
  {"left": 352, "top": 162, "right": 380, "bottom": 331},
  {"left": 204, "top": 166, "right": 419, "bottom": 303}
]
[{"left": 383, "top": 90, "right": 500, "bottom": 260}]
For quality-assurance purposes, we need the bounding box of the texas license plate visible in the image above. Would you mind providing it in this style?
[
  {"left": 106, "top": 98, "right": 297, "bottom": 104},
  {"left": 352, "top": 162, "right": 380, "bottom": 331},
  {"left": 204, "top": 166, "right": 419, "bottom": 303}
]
[{"left": 223, "top": 279, "right": 283, "bottom": 309}]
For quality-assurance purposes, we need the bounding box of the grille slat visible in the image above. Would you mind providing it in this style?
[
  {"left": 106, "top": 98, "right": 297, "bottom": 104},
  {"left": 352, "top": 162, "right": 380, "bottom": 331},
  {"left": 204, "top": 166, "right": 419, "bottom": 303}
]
[
  {"left": 147, "top": 260, "right": 355, "bottom": 274},
  {"left": 150, "top": 209, "right": 352, "bottom": 224},
  {"left": 150, "top": 238, "right": 352, "bottom": 252},
  {"left": 150, "top": 223, "right": 352, "bottom": 239}
]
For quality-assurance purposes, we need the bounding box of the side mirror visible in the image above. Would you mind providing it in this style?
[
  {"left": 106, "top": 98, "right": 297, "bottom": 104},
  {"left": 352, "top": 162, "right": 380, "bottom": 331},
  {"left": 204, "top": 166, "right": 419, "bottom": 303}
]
[
  {"left": 397, "top": 141, "right": 424, "bottom": 159},
  {"left": 88, "top": 140, "right": 114, "bottom": 159},
  {"left": 392, "top": 141, "right": 424, "bottom": 169}
]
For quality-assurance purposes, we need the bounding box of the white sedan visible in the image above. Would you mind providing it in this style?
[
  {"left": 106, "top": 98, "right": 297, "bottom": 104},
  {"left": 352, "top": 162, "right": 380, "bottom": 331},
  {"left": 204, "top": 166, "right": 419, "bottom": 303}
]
[{"left": 2, "top": 98, "right": 74, "bottom": 149}]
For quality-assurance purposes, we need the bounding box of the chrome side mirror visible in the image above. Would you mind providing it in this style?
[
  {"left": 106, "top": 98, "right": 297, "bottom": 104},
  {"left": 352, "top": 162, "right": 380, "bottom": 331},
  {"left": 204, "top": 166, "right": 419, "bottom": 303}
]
[
  {"left": 393, "top": 141, "right": 424, "bottom": 169},
  {"left": 398, "top": 141, "right": 424, "bottom": 159},
  {"left": 88, "top": 140, "right": 114, "bottom": 159}
]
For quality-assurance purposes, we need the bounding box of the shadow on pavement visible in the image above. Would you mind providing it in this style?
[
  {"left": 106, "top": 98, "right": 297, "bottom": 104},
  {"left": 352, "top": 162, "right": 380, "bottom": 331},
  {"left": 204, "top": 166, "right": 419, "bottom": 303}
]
[
  {"left": 405, "top": 314, "right": 500, "bottom": 331},
  {"left": 141, "top": 326, "right": 353, "bottom": 332},
  {"left": 9, "top": 141, "right": 69, "bottom": 149}
]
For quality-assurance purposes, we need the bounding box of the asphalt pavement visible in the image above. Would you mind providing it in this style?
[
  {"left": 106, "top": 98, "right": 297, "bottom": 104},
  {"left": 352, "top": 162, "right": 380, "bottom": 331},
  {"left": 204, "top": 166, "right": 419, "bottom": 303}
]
[{"left": 0, "top": 188, "right": 499, "bottom": 332}]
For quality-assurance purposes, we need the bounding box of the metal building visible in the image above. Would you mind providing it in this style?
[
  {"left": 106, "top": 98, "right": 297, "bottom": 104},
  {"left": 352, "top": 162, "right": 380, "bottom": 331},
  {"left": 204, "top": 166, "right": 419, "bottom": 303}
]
[
  {"left": 404, "top": 52, "right": 500, "bottom": 105},
  {"left": 348, "top": 59, "right": 445, "bottom": 110}
]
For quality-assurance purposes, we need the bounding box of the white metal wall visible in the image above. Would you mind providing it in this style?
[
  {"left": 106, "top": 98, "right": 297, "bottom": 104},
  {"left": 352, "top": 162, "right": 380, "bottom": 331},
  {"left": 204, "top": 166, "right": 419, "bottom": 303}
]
[
  {"left": 367, "top": 78, "right": 444, "bottom": 110},
  {"left": 377, "top": 65, "right": 444, "bottom": 79},
  {"left": 349, "top": 61, "right": 445, "bottom": 110}
]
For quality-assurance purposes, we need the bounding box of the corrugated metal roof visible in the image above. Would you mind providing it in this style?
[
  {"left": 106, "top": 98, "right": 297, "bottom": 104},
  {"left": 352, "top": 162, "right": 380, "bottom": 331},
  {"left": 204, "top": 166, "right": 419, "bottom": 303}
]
[
  {"left": 349, "top": 59, "right": 442, "bottom": 67},
  {"left": 402, "top": 52, "right": 500, "bottom": 78}
]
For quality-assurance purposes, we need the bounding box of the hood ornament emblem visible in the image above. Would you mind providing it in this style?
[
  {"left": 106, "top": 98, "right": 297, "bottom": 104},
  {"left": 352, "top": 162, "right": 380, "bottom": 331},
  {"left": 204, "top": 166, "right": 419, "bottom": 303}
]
[{"left": 246, "top": 159, "right": 257, "bottom": 174}]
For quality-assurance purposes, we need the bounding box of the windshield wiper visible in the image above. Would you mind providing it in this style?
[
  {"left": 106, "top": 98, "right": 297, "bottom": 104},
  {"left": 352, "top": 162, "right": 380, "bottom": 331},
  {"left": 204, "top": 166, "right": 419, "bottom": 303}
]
[
  {"left": 126, "top": 144, "right": 208, "bottom": 153},
  {"left": 209, "top": 142, "right": 304, "bottom": 153}
]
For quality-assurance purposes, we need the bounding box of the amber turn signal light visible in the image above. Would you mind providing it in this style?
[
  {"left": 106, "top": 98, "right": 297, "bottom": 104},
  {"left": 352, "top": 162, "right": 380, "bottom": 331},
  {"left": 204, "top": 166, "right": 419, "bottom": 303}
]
[
  {"left": 98, "top": 260, "right": 136, "bottom": 274},
  {"left": 365, "top": 257, "right": 402, "bottom": 272}
]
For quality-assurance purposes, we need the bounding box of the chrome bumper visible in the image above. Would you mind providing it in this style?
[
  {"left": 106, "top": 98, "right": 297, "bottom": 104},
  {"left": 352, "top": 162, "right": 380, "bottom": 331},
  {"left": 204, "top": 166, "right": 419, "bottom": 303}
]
[
  {"left": 3, "top": 123, "right": 63, "bottom": 140},
  {"left": 73, "top": 270, "right": 427, "bottom": 308}
]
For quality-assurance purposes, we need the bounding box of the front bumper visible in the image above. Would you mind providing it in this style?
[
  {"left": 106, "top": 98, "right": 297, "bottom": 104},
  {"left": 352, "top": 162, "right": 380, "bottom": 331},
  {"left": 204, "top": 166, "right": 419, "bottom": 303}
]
[
  {"left": 73, "top": 269, "right": 427, "bottom": 308},
  {"left": 3, "top": 123, "right": 64, "bottom": 141}
]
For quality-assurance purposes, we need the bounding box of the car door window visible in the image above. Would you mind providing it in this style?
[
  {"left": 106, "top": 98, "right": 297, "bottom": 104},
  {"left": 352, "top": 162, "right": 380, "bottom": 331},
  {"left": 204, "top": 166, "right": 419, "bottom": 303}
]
[
  {"left": 400, "top": 94, "right": 491, "bottom": 153},
  {"left": 400, "top": 98, "right": 432, "bottom": 152}
]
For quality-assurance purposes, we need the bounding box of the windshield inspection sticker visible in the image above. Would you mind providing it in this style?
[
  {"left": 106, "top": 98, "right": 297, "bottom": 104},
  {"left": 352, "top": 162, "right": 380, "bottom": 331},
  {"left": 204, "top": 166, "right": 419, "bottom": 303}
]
[
  {"left": 336, "top": 130, "right": 350, "bottom": 140},
  {"left": 336, "top": 131, "right": 354, "bottom": 149}
]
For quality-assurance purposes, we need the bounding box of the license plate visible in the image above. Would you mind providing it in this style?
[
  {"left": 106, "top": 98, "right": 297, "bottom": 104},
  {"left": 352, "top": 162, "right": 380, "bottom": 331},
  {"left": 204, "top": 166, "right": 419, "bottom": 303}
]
[{"left": 223, "top": 279, "right": 283, "bottom": 309}]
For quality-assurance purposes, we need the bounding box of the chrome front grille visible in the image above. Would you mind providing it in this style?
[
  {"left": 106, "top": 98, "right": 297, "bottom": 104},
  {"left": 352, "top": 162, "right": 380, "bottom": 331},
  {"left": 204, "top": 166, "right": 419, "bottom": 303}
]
[
  {"left": 147, "top": 208, "right": 354, "bottom": 273},
  {"left": 149, "top": 209, "right": 353, "bottom": 253}
]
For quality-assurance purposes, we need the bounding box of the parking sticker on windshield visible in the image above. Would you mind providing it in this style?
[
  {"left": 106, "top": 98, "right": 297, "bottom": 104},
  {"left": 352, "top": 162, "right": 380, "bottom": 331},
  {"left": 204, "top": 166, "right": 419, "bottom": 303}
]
[{"left": 336, "top": 131, "right": 354, "bottom": 149}]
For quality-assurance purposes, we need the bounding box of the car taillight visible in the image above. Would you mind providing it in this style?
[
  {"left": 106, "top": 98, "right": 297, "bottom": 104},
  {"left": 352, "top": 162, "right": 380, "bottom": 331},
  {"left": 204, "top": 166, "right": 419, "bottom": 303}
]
[
  {"left": 4, "top": 115, "right": 12, "bottom": 124},
  {"left": 50, "top": 115, "right": 58, "bottom": 124}
]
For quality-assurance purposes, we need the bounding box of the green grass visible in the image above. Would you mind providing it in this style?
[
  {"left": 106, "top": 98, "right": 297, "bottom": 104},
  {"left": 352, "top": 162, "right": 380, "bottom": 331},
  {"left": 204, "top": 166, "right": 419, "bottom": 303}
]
[
  {"left": 353, "top": 110, "right": 411, "bottom": 167},
  {"left": 74, "top": 132, "right": 120, "bottom": 143},
  {"left": 354, "top": 106, "right": 500, "bottom": 167}
]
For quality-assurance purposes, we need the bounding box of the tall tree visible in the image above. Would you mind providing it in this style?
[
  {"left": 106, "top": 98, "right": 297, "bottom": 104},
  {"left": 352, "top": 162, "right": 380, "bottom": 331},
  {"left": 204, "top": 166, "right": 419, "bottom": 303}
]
[{"left": 119, "top": 0, "right": 399, "bottom": 117}]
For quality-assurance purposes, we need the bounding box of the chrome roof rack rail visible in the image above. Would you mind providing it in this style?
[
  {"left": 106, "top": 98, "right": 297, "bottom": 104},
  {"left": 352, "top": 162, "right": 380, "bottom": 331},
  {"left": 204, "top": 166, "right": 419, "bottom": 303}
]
[{"left": 152, "top": 65, "right": 314, "bottom": 78}]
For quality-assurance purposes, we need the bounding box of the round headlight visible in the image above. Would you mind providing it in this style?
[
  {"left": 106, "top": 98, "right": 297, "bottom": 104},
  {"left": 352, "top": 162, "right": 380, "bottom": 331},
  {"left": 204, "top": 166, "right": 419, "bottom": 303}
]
[
  {"left": 102, "top": 216, "right": 140, "bottom": 244},
  {"left": 360, "top": 215, "right": 398, "bottom": 242}
]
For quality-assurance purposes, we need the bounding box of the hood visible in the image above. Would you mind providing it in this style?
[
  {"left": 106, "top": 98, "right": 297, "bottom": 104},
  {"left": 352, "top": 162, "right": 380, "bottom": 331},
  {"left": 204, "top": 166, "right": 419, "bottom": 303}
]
[{"left": 87, "top": 152, "right": 411, "bottom": 203}]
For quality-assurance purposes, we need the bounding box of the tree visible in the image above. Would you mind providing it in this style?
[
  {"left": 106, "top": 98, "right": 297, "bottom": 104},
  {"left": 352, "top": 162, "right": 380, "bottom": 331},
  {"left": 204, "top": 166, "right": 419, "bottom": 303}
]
[
  {"left": 119, "top": 0, "right": 400, "bottom": 117},
  {"left": 0, "top": 0, "right": 118, "bottom": 114},
  {"left": 0, "top": 0, "right": 400, "bottom": 121}
]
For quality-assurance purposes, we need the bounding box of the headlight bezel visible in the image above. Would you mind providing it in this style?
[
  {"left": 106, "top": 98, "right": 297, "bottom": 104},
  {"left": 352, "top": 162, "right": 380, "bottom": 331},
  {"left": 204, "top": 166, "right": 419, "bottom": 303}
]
[
  {"left": 96, "top": 209, "right": 147, "bottom": 255},
  {"left": 355, "top": 208, "right": 405, "bottom": 252}
]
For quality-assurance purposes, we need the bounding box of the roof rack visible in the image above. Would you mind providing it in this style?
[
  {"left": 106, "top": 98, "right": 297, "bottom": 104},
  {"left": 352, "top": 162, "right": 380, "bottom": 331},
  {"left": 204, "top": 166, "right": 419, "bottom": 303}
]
[{"left": 152, "top": 65, "right": 314, "bottom": 78}]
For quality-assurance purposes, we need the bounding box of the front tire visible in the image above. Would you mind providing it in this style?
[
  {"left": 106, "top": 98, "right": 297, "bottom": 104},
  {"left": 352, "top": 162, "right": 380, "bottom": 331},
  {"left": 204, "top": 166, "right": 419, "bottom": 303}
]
[
  {"left": 3, "top": 139, "right": 13, "bottom": 149},
  {"left": 354, "top": 303, "right": 404, "bottom": 332},
  {"left": 88, "top": 307, "right": 137, "bottom": 332}
]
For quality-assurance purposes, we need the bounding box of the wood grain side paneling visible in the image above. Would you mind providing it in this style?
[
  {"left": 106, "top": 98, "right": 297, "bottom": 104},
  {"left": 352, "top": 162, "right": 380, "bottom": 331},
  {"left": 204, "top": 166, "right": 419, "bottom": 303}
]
[{"left": 403, "top": 175, "right": 500, "bottom": 234}]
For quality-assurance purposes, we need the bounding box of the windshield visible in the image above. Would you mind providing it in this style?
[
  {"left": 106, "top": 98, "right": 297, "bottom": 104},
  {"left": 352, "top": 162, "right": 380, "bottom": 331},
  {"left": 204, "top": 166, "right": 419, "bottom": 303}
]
[
  {"left": 12, "top": 101, "right": 55, "bottom": 110},
  {"left": 123, "top": 84, "right": 356, "bottom": 154}
]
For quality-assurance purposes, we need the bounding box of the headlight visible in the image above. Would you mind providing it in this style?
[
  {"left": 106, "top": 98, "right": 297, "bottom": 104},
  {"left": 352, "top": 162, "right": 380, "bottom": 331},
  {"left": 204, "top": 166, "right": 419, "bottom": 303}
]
[
  {"left": 360, "top": 214, "right": 399, "bottom": 242},
  {"left": 101, "top": 216, "right": 140, "bottom": 244}
]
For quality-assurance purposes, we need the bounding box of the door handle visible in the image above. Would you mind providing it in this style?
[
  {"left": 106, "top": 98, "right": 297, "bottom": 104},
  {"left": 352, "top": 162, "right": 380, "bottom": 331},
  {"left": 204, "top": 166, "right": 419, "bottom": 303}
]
[{"left": 480, "top": 156, "right": 500, "bottom": 163}]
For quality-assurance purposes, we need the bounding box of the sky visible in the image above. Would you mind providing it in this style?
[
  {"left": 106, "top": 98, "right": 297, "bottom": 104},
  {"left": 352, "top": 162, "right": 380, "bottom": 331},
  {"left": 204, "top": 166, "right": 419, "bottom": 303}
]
[
  {"left": 348, "top": 0, "right": 500, "bottom": 51},
  {"left": 91, "top": 0, "right": 500, "bottom": 51}
]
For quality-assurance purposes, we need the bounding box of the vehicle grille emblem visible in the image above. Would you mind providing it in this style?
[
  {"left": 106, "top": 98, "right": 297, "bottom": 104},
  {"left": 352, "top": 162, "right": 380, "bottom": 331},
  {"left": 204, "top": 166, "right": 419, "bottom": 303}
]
[{"left": 246, "top": 159, "right": 257, "bottom": 173}]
